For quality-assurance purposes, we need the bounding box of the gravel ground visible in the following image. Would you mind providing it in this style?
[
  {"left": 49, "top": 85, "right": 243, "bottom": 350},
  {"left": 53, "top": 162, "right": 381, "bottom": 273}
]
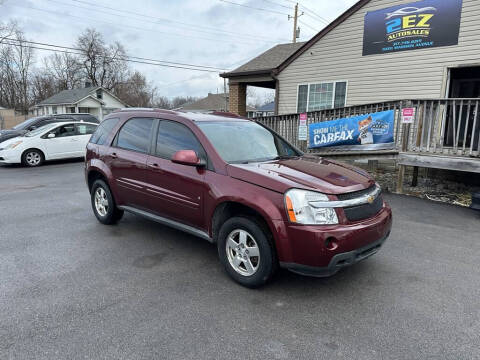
[{"left": 1, "top": 160, "right": 479, "bottom": 360}]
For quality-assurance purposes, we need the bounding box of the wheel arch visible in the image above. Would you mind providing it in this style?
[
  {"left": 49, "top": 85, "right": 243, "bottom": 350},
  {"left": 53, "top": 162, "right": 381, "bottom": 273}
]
[
  {"left": 86, "top": 161, "right": 113, "bottom": 194},
  {"left": 210, "top": 200, "right": 277, "bottom": 246}
]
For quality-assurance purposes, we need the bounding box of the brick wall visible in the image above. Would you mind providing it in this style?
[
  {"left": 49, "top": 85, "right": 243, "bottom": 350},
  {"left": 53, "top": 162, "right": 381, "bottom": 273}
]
[{"left": 229, "top": 83, "right": 246, "bottom": 116}]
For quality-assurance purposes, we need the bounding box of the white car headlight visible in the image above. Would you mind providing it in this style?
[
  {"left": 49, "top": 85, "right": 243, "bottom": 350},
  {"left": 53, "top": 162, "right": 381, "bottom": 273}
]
[
  {"left": 5, "top": 140, "right": 23, "bottom": 150},
  {"left": 285, "top": 189, "right": 338, "bottom": 225}
]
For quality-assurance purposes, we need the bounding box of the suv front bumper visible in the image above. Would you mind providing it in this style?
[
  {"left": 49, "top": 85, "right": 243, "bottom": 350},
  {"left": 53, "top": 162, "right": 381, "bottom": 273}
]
[
  {"left": 280, "top": 233, "right": 389, "bottom": 277},
  {"left": 274, "top": 202, "right": 392, "bottom": 276}
]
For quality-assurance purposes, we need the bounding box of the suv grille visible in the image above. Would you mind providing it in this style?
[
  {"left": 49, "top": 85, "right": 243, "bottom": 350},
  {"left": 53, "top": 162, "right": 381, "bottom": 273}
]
[
  {"left": 338, "top": 185, "right": 383, "bottom": 222},
  {"left": 337, "top": 185, "right": 375, "bottom": 200}
]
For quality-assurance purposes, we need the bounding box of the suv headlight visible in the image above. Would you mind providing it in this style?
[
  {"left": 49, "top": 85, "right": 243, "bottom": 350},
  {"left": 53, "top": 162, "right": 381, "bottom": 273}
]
[{"left": 285, "top": 189, "right": 338, "bottom": 225}]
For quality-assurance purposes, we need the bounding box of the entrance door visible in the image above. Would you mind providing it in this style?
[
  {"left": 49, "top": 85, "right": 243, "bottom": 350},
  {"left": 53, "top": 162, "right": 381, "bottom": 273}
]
[
  {"left": 145, "top": 120, "right": 207, "bottom": 229},
  {"left": 445, "top": 67, "right": 480, "bottom": 149}
]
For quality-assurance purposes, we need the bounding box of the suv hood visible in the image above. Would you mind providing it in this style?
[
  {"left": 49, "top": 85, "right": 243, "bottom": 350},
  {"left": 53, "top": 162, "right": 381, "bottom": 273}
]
[{"left": 227, "top": 155, "right": 374, "bottom": 194}]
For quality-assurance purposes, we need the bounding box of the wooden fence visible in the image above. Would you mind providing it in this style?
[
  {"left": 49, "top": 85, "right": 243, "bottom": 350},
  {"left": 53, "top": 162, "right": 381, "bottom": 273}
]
[{"left": 255, "top": 99, "right": 480, "bottom": 159}]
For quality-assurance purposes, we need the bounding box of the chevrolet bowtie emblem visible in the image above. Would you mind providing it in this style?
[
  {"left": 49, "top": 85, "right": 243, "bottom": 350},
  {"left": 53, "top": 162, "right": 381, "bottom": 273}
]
[{"left": 367, "top": 195, "right": 375, "bottom": 204}]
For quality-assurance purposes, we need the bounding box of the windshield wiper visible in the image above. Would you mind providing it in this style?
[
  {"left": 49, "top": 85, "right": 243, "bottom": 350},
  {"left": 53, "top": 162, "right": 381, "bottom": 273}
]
[{"left": 271, "top": 155, "right": 298, "bottom": 160}]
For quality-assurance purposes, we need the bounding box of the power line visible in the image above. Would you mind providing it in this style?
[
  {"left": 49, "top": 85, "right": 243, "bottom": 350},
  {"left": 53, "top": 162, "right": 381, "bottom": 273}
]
[
  {"left": 3, "top": 37, "right": 229, "bottom": 71},
  {"left": 261, "top": 0, "right": 292, "bottom": 10},
  {"left": 299, "top": 4, "right": 330, "bottom": 25},
  {"left": 2, "top": 39, "right": 226, "bottom": 73},
  {"left": 9, "top": 3, "right": 270, "bottom": 47},
  {"left": 279, "top": 0, "right": 330, "bottom": 25},
  {"left": 47, "top": 0, "right": 288, "bottom": 43},
  {"left": 298, "top": 20, "right": 319, "bottom": 33},
  {"left": 218, "top": 0, "right": 290, "bottom": 16}
]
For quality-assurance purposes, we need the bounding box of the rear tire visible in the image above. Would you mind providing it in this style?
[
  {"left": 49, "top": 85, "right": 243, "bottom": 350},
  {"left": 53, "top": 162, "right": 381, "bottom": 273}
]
[
  {"left": 217, "top": 216, "right": 277, "bottom": 288},
  {"left": 91, "top": 179, "right": 124, "bottom": 225},
  {"left": 22, "top": 149, "right": 44, "bottom": 167}
]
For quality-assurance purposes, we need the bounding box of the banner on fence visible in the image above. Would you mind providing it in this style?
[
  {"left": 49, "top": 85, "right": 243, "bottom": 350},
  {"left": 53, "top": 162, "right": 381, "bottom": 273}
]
[{"left": 308, "top": 110, "right": 395, "bottom": 149}]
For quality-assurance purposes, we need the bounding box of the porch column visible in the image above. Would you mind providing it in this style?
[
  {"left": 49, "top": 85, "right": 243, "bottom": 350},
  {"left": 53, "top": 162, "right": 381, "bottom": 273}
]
[{"left": 229, "top": 82, "right": 246, "bottom": 116}]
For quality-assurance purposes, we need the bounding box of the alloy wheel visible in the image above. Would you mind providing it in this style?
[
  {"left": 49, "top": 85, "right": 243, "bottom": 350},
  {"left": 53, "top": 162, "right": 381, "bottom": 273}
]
[
  {"left": 225, "top": 229, "right": 260, "bottom": 276},
  {"left": 94, "top": 187, "right": 109, "bottom": 217},
  {"left": 25, "top": 151, "right": 41, "bottom": 166}
]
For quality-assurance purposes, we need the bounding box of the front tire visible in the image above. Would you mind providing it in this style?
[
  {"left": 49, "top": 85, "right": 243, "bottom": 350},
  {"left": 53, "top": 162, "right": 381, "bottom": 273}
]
[
  {"left": 22, "top": 149, "right": 44, "bottom": 167},
  {"left": 91, "top": 179, "right": 124, "bottom": 225},
  {"left": 217, "top": 216, "right": 277, "bottom": 288}
]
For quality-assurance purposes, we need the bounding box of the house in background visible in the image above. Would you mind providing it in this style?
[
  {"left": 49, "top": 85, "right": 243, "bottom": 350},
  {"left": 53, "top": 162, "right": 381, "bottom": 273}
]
[
  {"left": 178, "top": 92, "right": 256, "bottom": 117},
  {"left": 254, "top": 101, "right": 275, "bottom": 117},
  {"left": 34, "top": 85, "right": 127, "bottom": 121}
]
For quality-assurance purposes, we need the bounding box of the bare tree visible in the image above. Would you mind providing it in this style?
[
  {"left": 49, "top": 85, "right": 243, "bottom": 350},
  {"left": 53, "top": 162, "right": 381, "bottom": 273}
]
[
  {"left": 114, "top": 71, "right": 156, "bottom": 107},
  {"left": 44, "top": 53, "right": 83, "bottom": 91},
  {"left": 0, "top": 23, "right": 34, "bottom": 113},
  {"left": 76, "top": 28, "right": 128, "bottom": 90},
  {"left": 153, "top": 96, "right": 172, "bottom": 109},
  {"left": 0, "top": 20, "right": 15, "bottom": 45}
]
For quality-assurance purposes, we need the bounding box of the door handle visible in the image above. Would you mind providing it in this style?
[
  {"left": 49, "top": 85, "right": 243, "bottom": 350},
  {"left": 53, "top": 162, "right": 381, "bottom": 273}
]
[
  {"left": 147, "top": 162, "right": 159, "bottom": 168},
  {"left": 111, "top": 152, "right": 118, "bottom": 159}
]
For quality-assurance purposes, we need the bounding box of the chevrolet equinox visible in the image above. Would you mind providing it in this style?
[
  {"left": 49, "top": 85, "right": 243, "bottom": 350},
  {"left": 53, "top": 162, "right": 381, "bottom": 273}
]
[{"left": 85, "top": 109, "right": 392, "bottom": 287}]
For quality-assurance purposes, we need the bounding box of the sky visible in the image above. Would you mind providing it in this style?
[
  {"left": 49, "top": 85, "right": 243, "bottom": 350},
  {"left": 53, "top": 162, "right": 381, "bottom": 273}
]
[{"left": 1, "top": 0, "right": 358, "bottom": 101}]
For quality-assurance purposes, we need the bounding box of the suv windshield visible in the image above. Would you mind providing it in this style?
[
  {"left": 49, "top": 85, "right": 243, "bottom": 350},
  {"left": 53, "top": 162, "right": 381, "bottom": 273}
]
[{"left": 197, "top": 121, "right": 300, "bottom": 163}]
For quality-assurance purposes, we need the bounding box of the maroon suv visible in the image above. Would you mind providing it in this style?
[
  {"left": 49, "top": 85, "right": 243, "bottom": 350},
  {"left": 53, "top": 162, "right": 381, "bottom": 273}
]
[{"left": 85, "top": 109, "right": 392, "bottom": 287}]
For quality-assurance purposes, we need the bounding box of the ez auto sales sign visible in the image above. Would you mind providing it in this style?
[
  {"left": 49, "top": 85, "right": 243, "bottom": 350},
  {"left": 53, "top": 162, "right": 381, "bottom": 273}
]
[{"left": 363, "top": 0, "right": 463, "bottom": 56}]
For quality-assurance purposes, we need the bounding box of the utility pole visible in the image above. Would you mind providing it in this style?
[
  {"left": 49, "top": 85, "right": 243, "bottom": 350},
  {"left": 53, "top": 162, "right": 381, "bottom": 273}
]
[
  {"left": 288, "top": 3, "right": 303, "bottom": 43},
  {"left": 292, "top": 3, "right": 298, "bottom": 43},
  {"left": 223, "top": 78, "right": 228, "bottom": 111}
]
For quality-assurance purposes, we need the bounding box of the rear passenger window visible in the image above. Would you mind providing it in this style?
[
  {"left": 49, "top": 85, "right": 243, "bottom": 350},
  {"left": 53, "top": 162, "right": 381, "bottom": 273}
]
[
  {"left": 90, "top": 118, "right": 119, "bottom": 145},
  {"left": 116, "top": 118, "right": 154, "bottom": 153},
  {"left": 76, "top": 123, "right": 97, "bottom": 135},
  {"left": 156, "top": 120, "right": 205, "bottom": 159}
]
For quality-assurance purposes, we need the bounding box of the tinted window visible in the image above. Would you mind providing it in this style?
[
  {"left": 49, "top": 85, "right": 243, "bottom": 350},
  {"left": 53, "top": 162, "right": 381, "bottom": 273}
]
[
  {"left": 116, "top": 118, "right": 154, "bottom": 153},
  {"left": 156, "top": 120, "right": 205, "bottom": 159},
  {"left": 50, "top": 124, "right": 76, "bottom": 138},
  {"left": 12, "top": 117, "right": 43, "bottom": 130},
  {"left": 90, "top": 118, "right": 119, "bottom": 145},
  {"left": 76, "top": 123, "right": 97, "bottom": 135},
  {"left": 197, "top": 121, "right": 299, "bottom": 163}
]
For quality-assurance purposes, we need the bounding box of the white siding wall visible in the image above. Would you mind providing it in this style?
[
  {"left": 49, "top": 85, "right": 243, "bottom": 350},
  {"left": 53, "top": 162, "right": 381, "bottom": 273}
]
[{"left": 277, "top": 0, "right": 480, "bottom": 114}]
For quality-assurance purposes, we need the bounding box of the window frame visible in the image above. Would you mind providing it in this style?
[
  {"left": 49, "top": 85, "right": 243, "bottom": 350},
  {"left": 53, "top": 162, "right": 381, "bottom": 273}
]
[
  {"left": 296, "top": 80, "right": 348, "bottom": 113},
  {"left": 75, "top": 123, "right": 97, "bottom": 136},
  {"left": 152, "top": 119, "right": 209, "bottom": 164},
  {"left": 112, "top": 117, "right": 156, "bottom": 154}
]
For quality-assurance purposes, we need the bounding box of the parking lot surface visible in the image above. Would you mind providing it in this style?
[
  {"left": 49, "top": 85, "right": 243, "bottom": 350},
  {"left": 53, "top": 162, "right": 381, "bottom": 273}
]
[{"left": 1, "top": 161, "right": 479, "bottom": 360}]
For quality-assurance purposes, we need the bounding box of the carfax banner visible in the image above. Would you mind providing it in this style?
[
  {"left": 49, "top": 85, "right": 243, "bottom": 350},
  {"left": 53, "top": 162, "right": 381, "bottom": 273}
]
[
  {"left": 308, "top": 110, "right": 394, "bottom": 149},
  {"left": 363, "top": 0, "right": 463, "bottom": 56}
]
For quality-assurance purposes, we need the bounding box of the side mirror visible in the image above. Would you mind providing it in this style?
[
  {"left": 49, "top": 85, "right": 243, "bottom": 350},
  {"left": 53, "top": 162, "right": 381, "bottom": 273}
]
[
  {"left": 47, "top": 133, "right": 56, "bottom": 138},
  {"left": 171, "top": 150, "right": 205, "bottom": 167}
]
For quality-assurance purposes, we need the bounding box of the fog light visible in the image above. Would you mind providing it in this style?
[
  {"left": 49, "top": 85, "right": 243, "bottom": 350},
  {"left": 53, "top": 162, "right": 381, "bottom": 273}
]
[{"left": 325, "top": 237, "right": 338, "bottom": 251}]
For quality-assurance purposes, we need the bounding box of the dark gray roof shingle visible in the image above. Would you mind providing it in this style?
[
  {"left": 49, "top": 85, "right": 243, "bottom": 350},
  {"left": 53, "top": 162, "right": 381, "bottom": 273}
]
[
  {"left": 38, "top": 87, "right": 100, "bottom": 105},
  {"left": 222, "top": 42, "right": 305, "bottom": 77}
]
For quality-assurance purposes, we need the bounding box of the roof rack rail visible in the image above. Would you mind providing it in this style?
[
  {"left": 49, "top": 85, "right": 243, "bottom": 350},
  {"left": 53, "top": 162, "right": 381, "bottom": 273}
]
[{"left": 113, "top": 107, "right": 176, "bottom": 113}]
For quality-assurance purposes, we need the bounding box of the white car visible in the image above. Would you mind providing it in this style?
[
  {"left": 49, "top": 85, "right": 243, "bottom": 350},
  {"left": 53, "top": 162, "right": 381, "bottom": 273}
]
[{"left": 0, "top": 121, "right": 98, "bottom": 167}]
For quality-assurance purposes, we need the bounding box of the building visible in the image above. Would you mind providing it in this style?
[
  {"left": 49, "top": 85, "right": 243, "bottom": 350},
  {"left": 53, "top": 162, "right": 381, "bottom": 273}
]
[
  {"left": 254, "top": 101, "right": 275, "bottom": 117},
  {"left": 35, "top": 85, "right": 127, "bottom": 121},
  {"left": 177, "top": 92, "right": 257, "bottom": 117},
  {"left": 222, "top": 0, "right": 477, "bottom": 116}
]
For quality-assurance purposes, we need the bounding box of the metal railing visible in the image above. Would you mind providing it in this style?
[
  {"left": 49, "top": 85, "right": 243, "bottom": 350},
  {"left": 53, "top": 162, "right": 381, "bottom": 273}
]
[{"left": 254, "top": 99, "right": 480, "bottom": 157}]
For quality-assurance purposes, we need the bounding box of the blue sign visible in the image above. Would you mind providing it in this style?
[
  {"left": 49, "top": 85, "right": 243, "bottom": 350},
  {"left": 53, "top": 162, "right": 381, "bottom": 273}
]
[
  {"left": 309, "top": 110, "right": 394, "bottom": 149},
  {"left": 363, "top": 0, "right": 463, "bottom": 56}
]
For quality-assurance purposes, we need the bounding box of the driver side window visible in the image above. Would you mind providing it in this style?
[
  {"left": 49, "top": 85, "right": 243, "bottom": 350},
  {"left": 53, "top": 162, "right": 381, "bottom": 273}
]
[{"left": 50, "top": 124, "right": 76, "bottom": 138}]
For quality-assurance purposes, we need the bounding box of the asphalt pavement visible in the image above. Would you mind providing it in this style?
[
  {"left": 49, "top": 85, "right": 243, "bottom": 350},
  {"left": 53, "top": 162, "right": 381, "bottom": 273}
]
[{"left": 0, "top": 160, "right": 479, "bottom": 360}]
